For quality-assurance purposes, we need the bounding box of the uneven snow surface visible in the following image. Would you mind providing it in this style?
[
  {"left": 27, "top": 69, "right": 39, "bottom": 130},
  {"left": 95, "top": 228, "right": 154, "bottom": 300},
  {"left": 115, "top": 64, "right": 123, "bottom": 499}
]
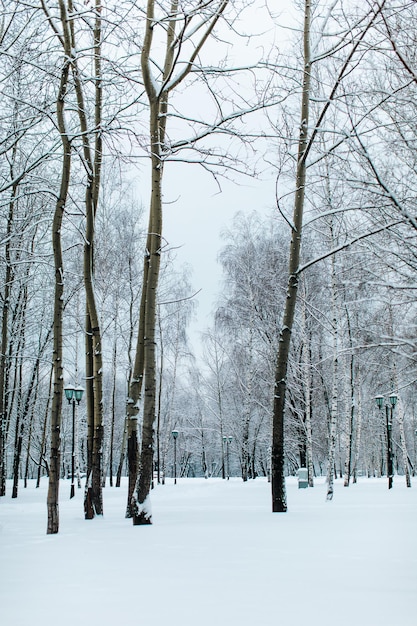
[{"left": 1, "top": 477, "right": 416, "bottom": 626}]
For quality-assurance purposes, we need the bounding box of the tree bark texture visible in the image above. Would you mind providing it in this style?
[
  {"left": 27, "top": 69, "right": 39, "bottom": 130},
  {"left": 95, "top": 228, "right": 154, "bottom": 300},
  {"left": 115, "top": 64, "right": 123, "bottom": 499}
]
[
  {"left": 130, "top": 0, "right": 229, "bottom": 523},
  {"left": 326, "top": 242, "right": 339, "bottom": 502},
  {"left": 271, "top": 0, "right": 311, "bottom": 513},
  {"left": 132, "top": 100, "right": 163, "bottom": 525},
  {"left": 46, "top": 25, "right": 72, "bottom": 532},
  {"left": 0, "top": 173, "right": 17, "bottom": 497}
]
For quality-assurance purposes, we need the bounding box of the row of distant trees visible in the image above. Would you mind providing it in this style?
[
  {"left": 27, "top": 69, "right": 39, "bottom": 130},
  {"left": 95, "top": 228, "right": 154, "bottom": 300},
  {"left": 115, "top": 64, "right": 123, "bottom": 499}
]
[{"left": 1, "top": 1, "right": 417, "bottom": 531}]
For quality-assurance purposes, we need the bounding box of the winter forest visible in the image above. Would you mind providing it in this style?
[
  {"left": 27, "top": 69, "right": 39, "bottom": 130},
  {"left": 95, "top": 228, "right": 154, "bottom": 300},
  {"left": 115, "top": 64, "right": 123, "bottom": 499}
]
[{"left": 1, "top": 0, "right": 417, "bottom": 537}]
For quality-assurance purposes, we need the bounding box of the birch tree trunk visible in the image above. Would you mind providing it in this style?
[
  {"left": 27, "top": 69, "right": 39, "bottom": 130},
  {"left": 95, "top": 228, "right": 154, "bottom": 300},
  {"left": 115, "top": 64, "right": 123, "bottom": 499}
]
[
  {"left": 241, "top": 328, "right": 254, "bottom": 482},
  {"left": 108, "top": 315, "right": 118, "bottom": 487},
  {"left": 326, "top": 226, "right": 339, "bottom": 502},
  {"left": 394, "top": 393, "right": 411, "bottom": 487},
  {"left": 343, "top": 309, "right": 355, "bottom": 487},
  {"left": 352, "top": 370, "right": 363, "bottom": 484},
  {"left": 301, "top": 284, "right": 314, "bottom": 486}
]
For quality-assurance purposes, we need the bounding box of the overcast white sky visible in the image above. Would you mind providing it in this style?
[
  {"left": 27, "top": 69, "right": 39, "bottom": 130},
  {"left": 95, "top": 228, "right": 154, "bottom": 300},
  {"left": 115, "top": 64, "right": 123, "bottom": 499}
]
[
  {"left": 135, "top": 1, "right": 298, "bottom": 355},
  {"left": 162, "top": 165, "right": 276, "bottom": 343}
]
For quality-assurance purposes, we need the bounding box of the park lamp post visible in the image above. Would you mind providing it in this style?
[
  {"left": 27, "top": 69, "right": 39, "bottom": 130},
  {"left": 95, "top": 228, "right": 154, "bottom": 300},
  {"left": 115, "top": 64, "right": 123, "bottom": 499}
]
[
  {"left": 172, "top": 429, "right": 179, "bottom": 485},
  {"left": 226, "top": 435, "right": 233, "bottom": 480},
  {"left": 375, "top": 393, "right": 397, "bottom": 489},
  {"left": 64, "top": 385, "right": 84, "bottom": 499},
  {"left": 222, "top": 436, "right": 226, "bottom": 479},
  {"left": 223, "top": 435, "right": 232, "bottom": 480}
]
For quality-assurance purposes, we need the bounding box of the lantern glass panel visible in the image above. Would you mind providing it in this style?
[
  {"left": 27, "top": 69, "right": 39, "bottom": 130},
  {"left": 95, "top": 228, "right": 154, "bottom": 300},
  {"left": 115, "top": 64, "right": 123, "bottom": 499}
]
[
  {"left": 375, "top": 395, "right": 384, "bottom": 409},
  {"left": 64, "top": 386, "right": 75, "bottom": 402},
  {"left": 389, "top": 394, "right": 398, "bottom": 407},
  {"left": 74, "top": 386, "right": 84, "bottom": 403}
]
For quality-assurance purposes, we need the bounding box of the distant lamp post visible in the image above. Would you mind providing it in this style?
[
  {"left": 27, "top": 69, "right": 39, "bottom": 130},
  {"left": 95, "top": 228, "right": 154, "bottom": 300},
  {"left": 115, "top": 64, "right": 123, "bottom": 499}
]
[
  {"left": 375, "top": 393, "right": 397, "bottom": 489},
  {"left": 172, "top": 429, "right": 179, "bottom": 484},
  {"left": 222, "top": 436, "right": 227, "bottom": 479},
  {"left": 64, "top": 385, "right": 84, "bottom": 499},
  {"left": 224, "top": 435, "right": 232, "bottom": 480}
]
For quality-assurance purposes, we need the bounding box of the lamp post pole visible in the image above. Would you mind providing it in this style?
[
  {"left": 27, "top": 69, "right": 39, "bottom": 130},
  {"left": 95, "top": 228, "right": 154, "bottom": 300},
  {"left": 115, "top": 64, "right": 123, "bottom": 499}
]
[
  {"left": 65, "top": 385, "right": 84, "bottom": 498},
  {"left": 222, "top": 436, "right": 226, "bottom": 479},
  {"left": 172, "top": 430, "right": 178, "bottom": 485},
  {"left": 375, "top": 394, "right": 397, "bottom": 489},
  {"left": 70, "top": 399, "right": 76, "bottom": 498},
  {"left": 226, "top": 436, "right": 232, "bottom": 480}
]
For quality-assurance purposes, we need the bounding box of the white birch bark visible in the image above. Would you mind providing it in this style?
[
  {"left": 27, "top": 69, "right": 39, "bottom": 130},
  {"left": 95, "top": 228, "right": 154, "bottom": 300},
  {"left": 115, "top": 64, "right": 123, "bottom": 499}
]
[
  {"left": 396, "top": 397, "right": 411, "bottom": 487},
  {"left": 326, "top": 223, "right": 338, "bottom": 501},
  {"left": 343, "top": 350, "right": 354, "bottom": 487},
  {"left": 352, "top": 371, "right": 363, "bottom": 484},
  {"left": 301, "top": 283, "right": 314, "bottom": 486}
]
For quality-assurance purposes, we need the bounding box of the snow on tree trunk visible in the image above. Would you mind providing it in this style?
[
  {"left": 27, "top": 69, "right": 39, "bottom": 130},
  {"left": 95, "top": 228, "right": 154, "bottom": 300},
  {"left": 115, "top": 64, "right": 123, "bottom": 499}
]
[
  {"left": 396, "top": 398, "right": 411, "bottom": 488},
  {"left": 326, "top": 226, "right": 339, "bottom": 502},
  {"left": 46, "top": 31, "right": 72, "bottom": 533},
  {"left": 271, "top": 0, "right": 311, "bottom": 513},
  {"left": 352, "top": 372, "right": 363, "bottom": 484},
  {"left": 301, "top": 283, "right": 314, "bottom": 487}
]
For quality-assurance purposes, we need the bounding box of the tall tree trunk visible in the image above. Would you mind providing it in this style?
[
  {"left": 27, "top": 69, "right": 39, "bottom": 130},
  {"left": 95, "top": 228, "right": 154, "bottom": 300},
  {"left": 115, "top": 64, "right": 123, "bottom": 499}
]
[
  {"left": 301, "top": 284, "right": 314, "bottom": 486},
  {"left": 84, "top": 311, "right": 95, "bottom": 518},
  {"left": 396, "top": 397, "right": 411, "bottom": 487},
  {"left": 270, "top": 0, "right": 383, "bottom": 511},
  {"left": 271, "top": 0, "right": 311, "bottom": 513},
  {"left": 109, "top": 316, "right": 118, "bottom": 487},
  {"left": 130, "top": 0, "right": 175, "bottom": 525},
  {"left": 65, "top": 0, "right": 104, "bottom": 518},
  {"left": 156, "top": 309, "right": 163, "bottom": 485},
  {"left": 37, "top": 366, "right": 53, "bottom": 488},
  {"left": 46, "top": 29, "right": 72, "bottom": 533},
  {"left": 241, "top": 329, "right": 254, "bottom": 482},
  {"left": 116, "top": 417, "right": 127, "bottom": 488},
  {"left": 132, "top": 100, "right": 163, "bottom": 525},
  {"left": 125, "top": 267, "right": 146, "bottom": 515},
  {"left": 352, "top": 370, "right": 363, "bottom": 484},
  {"left": 326, "top": 230, "right": 339, "bottom": 502},
  {"left": 130, "top": 0, "right": 228, "bottom": 523},
  {"left": 0, "top": 183, "right": 16, "bottom": 497},
  {"left": 343, "top": 308, "right": 355, "bottom": 487}
]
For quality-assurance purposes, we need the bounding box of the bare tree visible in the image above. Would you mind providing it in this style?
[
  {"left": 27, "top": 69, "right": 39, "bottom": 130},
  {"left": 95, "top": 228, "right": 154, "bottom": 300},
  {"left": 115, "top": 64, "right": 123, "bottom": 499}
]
[
  {"left": 271, "top": 0, "right": 387, "bottom": 512},
  {"left": 46, "top": 0, "right": 72, "bottom": 534}
]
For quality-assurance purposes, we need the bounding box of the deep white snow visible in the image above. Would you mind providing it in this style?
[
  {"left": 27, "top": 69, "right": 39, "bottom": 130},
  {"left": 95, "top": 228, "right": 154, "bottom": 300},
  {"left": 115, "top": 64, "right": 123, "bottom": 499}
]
[{"left": 1, "top": 476, "right": 416, "bottom": 626}]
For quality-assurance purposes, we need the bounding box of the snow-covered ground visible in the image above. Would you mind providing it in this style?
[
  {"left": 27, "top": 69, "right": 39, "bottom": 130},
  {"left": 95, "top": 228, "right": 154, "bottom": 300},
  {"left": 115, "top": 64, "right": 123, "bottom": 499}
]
[{"left": 1, "top": 476, "right": 416, "bottom": 626}]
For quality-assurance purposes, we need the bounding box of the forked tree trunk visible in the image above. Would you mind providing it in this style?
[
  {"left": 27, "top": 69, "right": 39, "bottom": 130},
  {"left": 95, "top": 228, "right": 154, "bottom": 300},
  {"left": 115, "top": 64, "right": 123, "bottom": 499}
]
[
  {"left": 70, "top": 0, "right": 104, "bottom": 518},
  {"left": 130, "top": 0, "right": 228, "bottom": 524}
]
